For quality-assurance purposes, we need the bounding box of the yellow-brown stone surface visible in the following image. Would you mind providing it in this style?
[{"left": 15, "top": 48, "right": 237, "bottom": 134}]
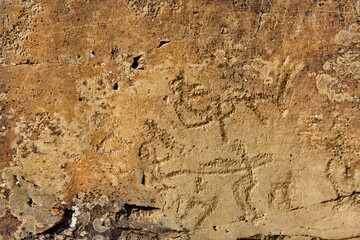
[{"left": 0, "top": 0, "right": 360, "bottom": 239}]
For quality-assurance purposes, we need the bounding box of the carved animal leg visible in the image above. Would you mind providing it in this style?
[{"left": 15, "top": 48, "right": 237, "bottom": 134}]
[
  {"left": 180, "top": 195, "right": 218, "bottom": 229},
  {"left": 232, "top": 175, "right": 257, "bottom": 222}
]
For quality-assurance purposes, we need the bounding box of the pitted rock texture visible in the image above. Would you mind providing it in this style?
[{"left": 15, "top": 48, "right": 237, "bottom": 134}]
[{"left": 0, "top": 0, "right": 360, "bottom": 239}]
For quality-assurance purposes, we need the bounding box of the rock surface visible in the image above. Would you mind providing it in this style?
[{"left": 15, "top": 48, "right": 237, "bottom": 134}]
[{"left": 0, "top": 0, "right": 360, "bottom": 239}]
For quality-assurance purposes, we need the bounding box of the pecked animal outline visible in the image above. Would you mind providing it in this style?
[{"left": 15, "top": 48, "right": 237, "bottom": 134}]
[
  {"left": 169, "top": 70, "right": 235, "bottom": 142},
  {"left": 168, "top": 71, "right": 269, "bottom": 141},
  {"left": 325, "top": 149, "right": 360, "bottom": 197},
  {"left": 324, "top": 119, "right": 360, "bottom": 196},
  {"left": 168, "top": 63, "right": 303, "bottom": 141},
  {"left": 139, "top": 121, "right": 274, "bottom": 226},
  {"left": 267, "top": 177, "right": 292, "bottom": 212}
]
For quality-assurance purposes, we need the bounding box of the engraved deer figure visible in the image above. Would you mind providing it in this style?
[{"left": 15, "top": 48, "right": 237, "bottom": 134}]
[{"left": 139, "top": 121, "right": 273, "bottom": 227}]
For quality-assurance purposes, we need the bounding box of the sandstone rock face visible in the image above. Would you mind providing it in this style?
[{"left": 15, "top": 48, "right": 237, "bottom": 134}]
[{"left": 0, "top": 0, "right": 360, "bottom": 239}]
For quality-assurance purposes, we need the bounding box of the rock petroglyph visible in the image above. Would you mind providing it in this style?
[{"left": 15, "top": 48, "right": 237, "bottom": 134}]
[{"left": 1, "top": 0, "right": 359, "bottom": 239}]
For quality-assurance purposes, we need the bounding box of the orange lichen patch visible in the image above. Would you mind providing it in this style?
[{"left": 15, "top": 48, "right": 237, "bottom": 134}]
[{"left": 51, "top": 208, "right": 61, "bottom": 214}]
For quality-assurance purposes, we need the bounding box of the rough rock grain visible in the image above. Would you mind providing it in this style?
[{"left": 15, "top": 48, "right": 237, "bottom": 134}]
[{"left": 0, "top": 0, "right": 360, "bottom": 239}]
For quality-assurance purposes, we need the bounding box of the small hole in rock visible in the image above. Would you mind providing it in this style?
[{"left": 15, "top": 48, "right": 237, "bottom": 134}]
[
  {"left": 78, "top": 97, "right": 83, "bottom": 101},
  {"left": 113, "top": 82, "right": 119, "bottom": 90},
  {"left": 141, "top": 174, "right": 145, "bottom": 185},
  {"left": 131, "top": 56, "right": 141, "bottom": 69},
  {"left": 157, "top": 41, "right": 170, "bottom": 48},
  {"left": 27, "top": 198, "right": 33, "bottom": 206}
]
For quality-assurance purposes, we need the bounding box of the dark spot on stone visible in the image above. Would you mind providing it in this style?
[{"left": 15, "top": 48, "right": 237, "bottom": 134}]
[
  {"left": 157, "top": 41, "right": 170, "bottom": 48},
  {"left": 113, "top": 82, "right": 119, "bottom": 90},
  {"left": 37, "top": 208, "right": 74, "bottom": 235},
  {"left": 131, "top": 56, "right": 141, "bottom": 69},
  {"left": 141, "top": 173, "right": 145, "bottom": 185}
]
